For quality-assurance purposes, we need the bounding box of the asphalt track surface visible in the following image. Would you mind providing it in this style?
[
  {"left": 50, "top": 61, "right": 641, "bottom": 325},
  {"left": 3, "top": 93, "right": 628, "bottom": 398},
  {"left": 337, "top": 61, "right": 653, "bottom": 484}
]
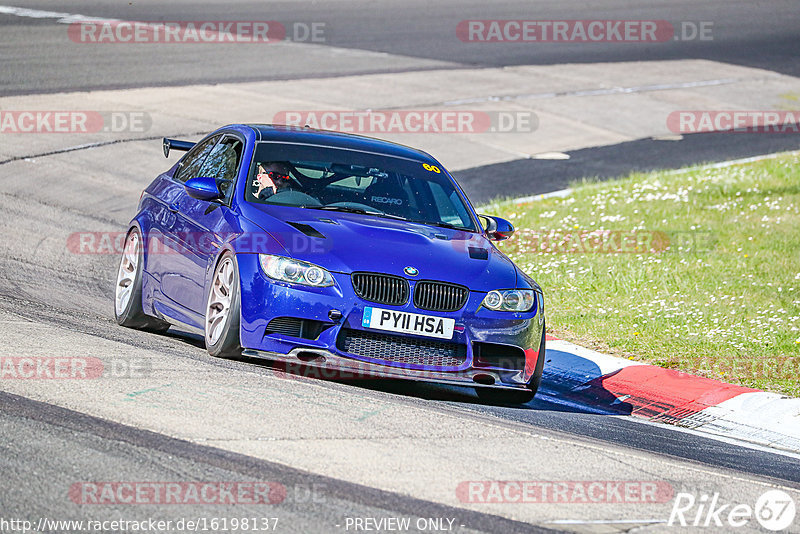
[
  {"left": 2, "top": 0, "right": 800, "bottom": 94},
  {"left": 3, "top": 0, "right": 798, "bottom": 200},
  {"left": 2, "top": 1, "right": 800, "bottom": 532},
  {"left": 0, "top": 391, "right": 556, "bottom": 534}
]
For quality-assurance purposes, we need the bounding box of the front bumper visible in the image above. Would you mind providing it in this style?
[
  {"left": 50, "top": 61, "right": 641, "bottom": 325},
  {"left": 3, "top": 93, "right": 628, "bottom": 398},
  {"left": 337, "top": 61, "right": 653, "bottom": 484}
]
[{"left": 237, "top": 254, "right": 545, "bottom": 389}]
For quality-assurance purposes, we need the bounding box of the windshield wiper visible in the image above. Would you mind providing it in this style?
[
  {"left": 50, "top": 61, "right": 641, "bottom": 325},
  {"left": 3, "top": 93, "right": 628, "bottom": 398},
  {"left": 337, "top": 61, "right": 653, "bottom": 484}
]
[
  {"left": 315, "top": 205, "right": 381, "bottom": 216},
  {"left": 415, "top": 220, "right": 471, "bottom": 231},
  {"left": 312, "top": 205, "right": 405, "bottom": 220}
]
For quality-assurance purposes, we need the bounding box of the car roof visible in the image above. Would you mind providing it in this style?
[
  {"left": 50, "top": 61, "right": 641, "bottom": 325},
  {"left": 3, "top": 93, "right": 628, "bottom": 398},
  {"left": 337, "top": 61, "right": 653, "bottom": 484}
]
[{"left": 236, "top": 124, "right": 436, "bottom": 162}]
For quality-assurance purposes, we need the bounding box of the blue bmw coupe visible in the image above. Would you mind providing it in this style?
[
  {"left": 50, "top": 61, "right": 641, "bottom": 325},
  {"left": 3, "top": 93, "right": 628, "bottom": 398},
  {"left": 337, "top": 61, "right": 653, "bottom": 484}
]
[{"left": 115, "top": 125, "right": 545, "bottom": 403}]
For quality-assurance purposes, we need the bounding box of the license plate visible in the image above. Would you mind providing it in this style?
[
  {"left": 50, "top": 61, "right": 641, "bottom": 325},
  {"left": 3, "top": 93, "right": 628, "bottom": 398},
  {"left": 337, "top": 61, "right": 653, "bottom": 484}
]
[{"left": 362, "top": 307, "right": 455, "bottom": 340}]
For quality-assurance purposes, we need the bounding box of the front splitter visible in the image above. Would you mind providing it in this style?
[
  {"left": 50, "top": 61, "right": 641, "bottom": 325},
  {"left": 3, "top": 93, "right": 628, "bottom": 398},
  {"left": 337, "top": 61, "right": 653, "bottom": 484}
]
[{"left": 241, "top": 347, "right": 528, "bottom": 390}]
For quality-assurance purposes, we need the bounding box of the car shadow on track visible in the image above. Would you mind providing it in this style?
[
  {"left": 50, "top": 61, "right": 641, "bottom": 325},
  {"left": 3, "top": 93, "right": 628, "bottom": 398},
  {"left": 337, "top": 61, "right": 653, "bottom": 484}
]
[
  {"left": 159, "top": 328, "right": 632, "bottom": 415},
  {"left": 250, "top": 355, "right": 631, "bottom": 416},
  {"left": 537, "top": 349, "right": 635, "bottom": 416},
  {"left": 335, "top": 377, "right": 632, "bottom": 416}
]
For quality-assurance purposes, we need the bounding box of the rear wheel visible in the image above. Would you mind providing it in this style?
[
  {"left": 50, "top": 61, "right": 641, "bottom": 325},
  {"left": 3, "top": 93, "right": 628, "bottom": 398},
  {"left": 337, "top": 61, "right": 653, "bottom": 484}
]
[
  {"left": 114, "top": 228, "right": 170, "bottom": 332},
  {"left": 205, "top": 253, "right": 242, "bottom": 358}
]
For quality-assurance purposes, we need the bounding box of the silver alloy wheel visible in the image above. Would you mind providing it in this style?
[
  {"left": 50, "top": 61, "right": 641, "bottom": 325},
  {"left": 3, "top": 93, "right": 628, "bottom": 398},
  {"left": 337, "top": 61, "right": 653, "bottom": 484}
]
[
  {"left": 115, "top": 231, "right": 140, "bottom": 316},
  {"left": 206, "top": 257, "right": 235, "bottom": 346}
]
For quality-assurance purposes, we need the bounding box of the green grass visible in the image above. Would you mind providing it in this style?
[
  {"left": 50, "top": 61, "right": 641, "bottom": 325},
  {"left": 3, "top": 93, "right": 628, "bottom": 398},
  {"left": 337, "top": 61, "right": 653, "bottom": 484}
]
[{"left": 488, "top": 152, "right": 800, "bottom": 396}]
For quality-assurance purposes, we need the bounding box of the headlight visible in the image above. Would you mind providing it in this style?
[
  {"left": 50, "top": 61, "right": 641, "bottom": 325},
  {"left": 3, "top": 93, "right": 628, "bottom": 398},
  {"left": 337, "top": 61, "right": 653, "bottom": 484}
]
[
  {"left": 258, "top": 254, "right": 333, "bottom": 287},
  {"left": 482, "top": 289, "right": 535, "bottom": 312}
]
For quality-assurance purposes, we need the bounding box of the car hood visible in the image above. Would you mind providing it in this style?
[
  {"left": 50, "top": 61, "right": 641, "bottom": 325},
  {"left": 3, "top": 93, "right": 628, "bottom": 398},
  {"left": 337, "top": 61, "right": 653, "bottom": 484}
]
[{"left": 240, "top": 204, "right": 518, "bottom": 291}]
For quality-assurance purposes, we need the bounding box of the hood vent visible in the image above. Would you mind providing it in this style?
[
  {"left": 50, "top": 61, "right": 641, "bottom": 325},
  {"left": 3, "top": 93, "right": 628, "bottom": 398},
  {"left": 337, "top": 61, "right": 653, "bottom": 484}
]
[{"left": 287, "top": 222, "right": 325, "bottom": 238}]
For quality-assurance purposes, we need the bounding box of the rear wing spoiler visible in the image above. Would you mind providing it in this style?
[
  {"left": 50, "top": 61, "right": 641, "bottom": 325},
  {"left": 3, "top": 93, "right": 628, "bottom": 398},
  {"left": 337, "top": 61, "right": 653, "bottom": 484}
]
[{"left": 162, "top": 138, "right": 195, "bottom": 158}]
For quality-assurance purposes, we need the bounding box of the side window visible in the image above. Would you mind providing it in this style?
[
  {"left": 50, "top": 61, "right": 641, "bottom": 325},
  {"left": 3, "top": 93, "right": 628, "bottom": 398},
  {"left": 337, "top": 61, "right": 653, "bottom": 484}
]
[
  {"left": 175, "top": 136, "right": 219, "bottom": 183},
  {"left": 199, "top": 137, "right": 243, "bottom": 203},
  {"left": 200, "top": 138, "right": 242, "bottom": 180}
]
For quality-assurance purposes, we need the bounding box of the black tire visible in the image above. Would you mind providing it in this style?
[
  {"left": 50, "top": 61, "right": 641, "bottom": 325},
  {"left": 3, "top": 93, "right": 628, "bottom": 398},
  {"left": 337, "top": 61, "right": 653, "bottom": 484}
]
[
  {"left": 527, "top": 321, "right": 547, "bottom": 395},
  {"left": 474, "top": 322, "right": 546, "bottom": 405},
  {"left": 114, "top": 227, "right": 170, "bottom": 333},
  {"left": 476, "top": 387, "right": 535, "bottom": 405},
  {"left": 205, "top": 252, "right": 243, "bottom": 358}
]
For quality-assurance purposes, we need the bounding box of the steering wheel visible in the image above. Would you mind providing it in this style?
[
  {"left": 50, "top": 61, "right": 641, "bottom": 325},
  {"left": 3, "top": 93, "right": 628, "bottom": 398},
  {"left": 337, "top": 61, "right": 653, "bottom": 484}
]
[{"left": 263, "top": 190, "right": 322, "bottom": 206}]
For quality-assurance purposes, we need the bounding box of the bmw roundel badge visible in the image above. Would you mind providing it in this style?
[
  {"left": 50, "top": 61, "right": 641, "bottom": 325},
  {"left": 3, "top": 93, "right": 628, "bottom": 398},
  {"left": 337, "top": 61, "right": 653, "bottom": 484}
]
[{"left": 404, "top": 266, "right": 419, "bottom": 276}]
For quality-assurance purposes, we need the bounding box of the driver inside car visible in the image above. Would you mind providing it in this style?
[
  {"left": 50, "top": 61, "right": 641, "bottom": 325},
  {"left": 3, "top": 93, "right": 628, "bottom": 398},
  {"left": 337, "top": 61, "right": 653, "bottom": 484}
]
[{"left": 253, "top": 162, "right": 295, "bottom": 198}]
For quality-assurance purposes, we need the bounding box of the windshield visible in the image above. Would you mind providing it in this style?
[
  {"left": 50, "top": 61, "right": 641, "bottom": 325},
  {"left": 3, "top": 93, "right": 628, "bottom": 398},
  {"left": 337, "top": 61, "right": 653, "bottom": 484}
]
[{"left": 246, "top": 142, "right": 477, "bottom": 231}]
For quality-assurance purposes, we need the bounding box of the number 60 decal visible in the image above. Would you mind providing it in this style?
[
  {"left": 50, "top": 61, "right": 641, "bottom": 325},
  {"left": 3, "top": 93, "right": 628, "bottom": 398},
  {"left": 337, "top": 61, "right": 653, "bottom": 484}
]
[{"left": 423, "top": 163, "right": 441, "bottom": 173}]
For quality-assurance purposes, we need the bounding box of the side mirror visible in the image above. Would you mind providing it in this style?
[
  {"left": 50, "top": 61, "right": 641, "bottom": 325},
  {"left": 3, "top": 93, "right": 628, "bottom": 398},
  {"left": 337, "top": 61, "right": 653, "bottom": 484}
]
[
  {"left": 480, "top": 215, "right": 515, "bottom": 241},
  {"left": 184, "top": 177, "right": 222, "bottom": 201}
]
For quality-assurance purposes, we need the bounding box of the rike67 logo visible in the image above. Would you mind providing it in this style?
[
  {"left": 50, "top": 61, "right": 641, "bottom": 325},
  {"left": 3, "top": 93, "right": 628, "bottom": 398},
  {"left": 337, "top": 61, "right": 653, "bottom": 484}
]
[{"left": 669, "top": 489, "right": 796, "bottom": 531}]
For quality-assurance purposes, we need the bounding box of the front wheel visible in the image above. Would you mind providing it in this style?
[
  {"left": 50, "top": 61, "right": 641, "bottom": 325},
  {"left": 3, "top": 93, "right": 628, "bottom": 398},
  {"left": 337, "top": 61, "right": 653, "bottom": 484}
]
[
  {"left": 114, "top": 228, "right": 170, "bottom": 332},
  {"left": 205, "top": 253, "right": 242, "bottom": 358}
]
